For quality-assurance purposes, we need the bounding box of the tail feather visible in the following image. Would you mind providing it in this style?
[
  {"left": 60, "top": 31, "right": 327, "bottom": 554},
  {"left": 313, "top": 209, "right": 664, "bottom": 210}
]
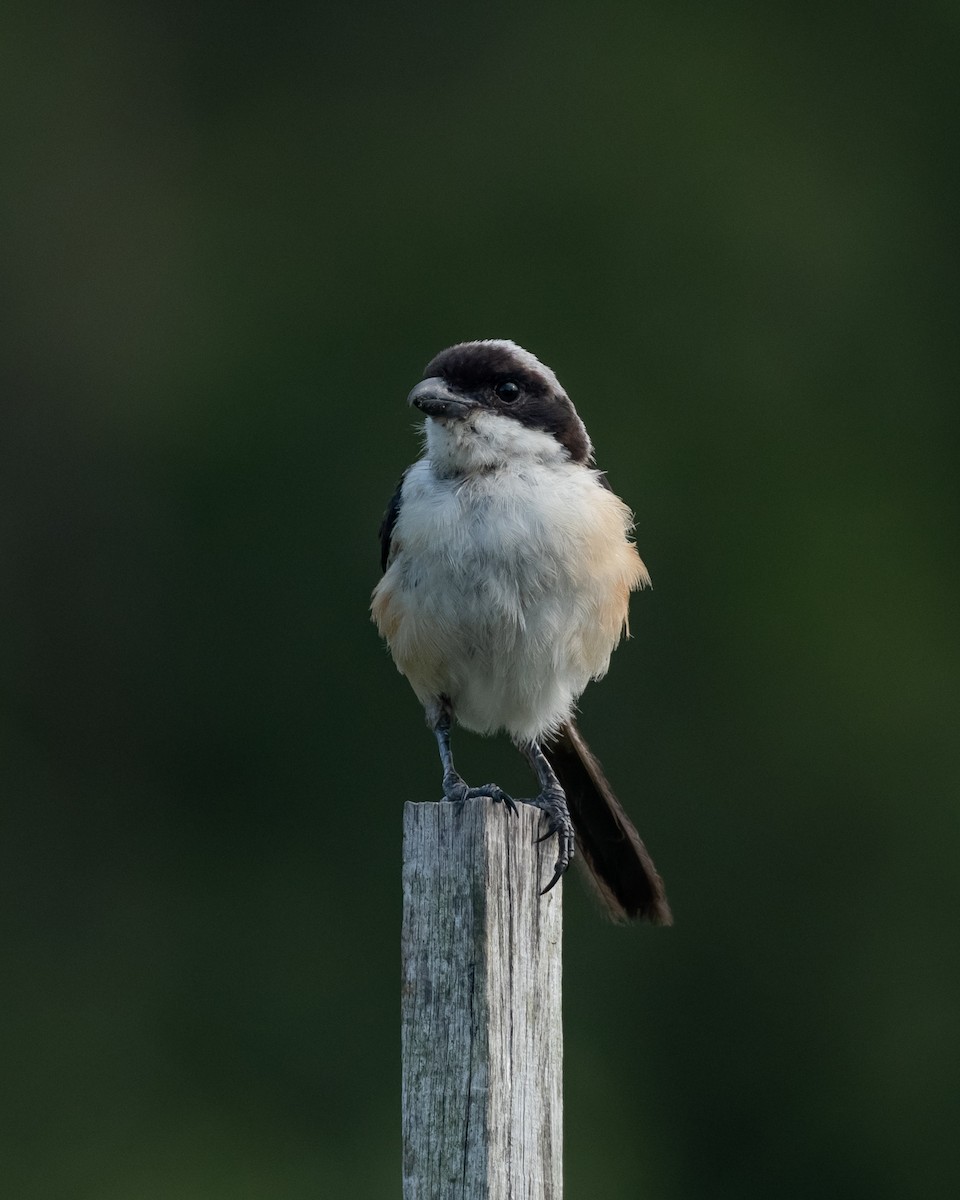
[{"left": 544, "top": 721, "right": 672, "bottom": 925}]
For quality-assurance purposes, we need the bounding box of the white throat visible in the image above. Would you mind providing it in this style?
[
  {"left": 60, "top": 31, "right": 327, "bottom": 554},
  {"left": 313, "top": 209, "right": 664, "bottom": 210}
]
[{"left": 425, "top": 410, "right": 573, "bottom": 477}]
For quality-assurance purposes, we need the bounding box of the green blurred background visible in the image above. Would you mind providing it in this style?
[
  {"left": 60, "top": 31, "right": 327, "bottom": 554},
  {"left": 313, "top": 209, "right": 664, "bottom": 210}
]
[{"left": 2, "top": 1, "right": 958, "bottom": 1196}]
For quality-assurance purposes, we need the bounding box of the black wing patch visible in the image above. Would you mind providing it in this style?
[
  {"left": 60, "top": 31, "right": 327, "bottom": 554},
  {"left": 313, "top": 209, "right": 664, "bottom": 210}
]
[
  {"left": 379, "top": 472, "right": 407, "bottom": 573},
  {"left": 596, "top": 469, "right": 613, "bottom": 492}
]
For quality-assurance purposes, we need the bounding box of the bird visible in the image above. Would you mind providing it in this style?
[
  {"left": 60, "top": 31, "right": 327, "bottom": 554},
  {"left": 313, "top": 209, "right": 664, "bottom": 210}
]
[{"left": 371, "top": 339, "right": 672, "bottom": 924}]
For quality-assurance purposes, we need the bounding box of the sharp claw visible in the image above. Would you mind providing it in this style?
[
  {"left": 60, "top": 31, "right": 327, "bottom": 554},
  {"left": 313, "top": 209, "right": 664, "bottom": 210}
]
[
  {"left": 446, "top": 774, "right": 573, "bottom": 895},
  {"left": 485, "top": 786, "right": 515, "bottom": 813},
  {"left": 540, "top": 866, "right": 564, "bottom": 895},
  {"left": 532, "top": 811, "right": 571, "bottom": 897},
  {"left": 454, "top": 783, "right": 518, "bottom": 814}
]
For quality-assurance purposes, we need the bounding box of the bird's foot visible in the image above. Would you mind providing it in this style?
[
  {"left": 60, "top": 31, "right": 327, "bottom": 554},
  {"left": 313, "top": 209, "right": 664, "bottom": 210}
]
[
  {"left": 441, "top": 772, "right": 518, "bottom": 816},
  {"left": 520, "top": 788, "right": 576, "bottom": 894}
]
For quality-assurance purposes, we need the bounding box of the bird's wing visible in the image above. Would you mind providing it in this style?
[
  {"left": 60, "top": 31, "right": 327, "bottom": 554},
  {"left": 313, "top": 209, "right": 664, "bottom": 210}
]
[{"left": 378, "top": 471, "right": 407, "bottom": 573}]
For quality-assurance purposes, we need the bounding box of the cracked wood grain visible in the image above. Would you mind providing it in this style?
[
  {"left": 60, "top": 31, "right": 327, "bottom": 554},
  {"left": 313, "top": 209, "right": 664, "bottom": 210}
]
[{"left": 402, "top": 799, "right": 563, "bottom": 1199}]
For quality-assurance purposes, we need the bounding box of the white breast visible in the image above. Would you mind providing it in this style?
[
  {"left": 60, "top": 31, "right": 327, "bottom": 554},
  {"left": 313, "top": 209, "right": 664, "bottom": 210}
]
[{"left": 371, "top": 424, "right": 649, "bottom": 743}]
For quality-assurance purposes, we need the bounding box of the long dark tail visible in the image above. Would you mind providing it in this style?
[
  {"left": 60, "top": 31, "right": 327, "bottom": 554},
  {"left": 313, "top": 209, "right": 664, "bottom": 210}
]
[{"left": 544, "top": 721, "right": 672, "bottom": 925}]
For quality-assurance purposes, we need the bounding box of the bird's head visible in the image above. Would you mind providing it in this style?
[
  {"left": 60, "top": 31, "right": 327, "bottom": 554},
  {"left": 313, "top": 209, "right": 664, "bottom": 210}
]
[{"left": 407, "top": 340, "right": 592, "bottom": 473}]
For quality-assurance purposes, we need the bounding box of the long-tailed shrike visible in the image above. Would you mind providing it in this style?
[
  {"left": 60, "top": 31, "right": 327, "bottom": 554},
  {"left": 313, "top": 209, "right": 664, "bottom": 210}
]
[{"left": 371, "top": 340, "right": 671, "bottom": 923}]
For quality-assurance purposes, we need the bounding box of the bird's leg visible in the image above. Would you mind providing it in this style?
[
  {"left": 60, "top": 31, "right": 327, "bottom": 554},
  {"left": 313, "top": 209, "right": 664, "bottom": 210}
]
[
  {"left": 427, "top": 698, "right": 517, "bottom": 814},
  {"left": 520, "top": 740, "right": 576, "bottom": 894}
]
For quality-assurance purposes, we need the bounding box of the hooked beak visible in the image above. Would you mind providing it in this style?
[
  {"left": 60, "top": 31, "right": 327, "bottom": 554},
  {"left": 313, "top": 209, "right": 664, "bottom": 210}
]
[{"left": 406, "top": 377, "right": 477, "bottom": 420}]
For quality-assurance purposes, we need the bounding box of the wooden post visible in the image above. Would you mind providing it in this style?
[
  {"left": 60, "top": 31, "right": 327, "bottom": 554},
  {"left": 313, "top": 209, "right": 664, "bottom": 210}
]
[{"left": 402, "top": 799, "right": 563, "bottom": 1200}]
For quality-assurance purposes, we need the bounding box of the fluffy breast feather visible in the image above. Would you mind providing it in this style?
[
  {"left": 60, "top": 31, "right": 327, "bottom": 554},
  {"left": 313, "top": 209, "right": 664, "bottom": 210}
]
[{"left": 371, "top": 455, "right": 648, "bottom": 741}]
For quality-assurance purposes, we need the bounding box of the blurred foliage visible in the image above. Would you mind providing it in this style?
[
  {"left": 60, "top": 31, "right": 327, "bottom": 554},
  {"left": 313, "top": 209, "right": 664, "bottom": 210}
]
[{"left": 1, "top": 1, "right": 958, "bottom": 1197}]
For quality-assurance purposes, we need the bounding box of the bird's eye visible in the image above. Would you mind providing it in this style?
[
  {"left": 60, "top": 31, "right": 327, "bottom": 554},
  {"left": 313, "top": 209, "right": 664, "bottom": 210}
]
[{"left": 495, "top": 381, "right": 520, "bottom": 403}]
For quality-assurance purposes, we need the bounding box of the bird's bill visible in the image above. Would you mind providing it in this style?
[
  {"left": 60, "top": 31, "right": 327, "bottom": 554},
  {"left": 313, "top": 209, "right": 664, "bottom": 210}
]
[{"left": 406, "top": 377, "right": 477, "bottom": 420}]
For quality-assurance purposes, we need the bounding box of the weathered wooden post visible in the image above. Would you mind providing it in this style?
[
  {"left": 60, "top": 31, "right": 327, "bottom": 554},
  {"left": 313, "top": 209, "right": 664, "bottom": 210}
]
[{"left": 401, "top": 799, "right": 563, "bottom": 1199}]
